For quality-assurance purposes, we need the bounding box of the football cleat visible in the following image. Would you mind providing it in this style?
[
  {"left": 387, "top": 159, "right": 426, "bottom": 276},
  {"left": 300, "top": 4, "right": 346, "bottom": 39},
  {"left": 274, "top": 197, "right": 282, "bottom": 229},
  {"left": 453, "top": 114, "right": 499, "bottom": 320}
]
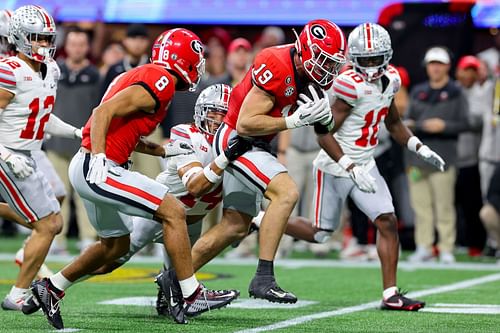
[
  {"left": 380, "top": 290, "right": 425, "bottom": 311},
  {"left": 1, "top": 294, "right": 25, "bottom": 311},
  {"left": 248, "top": 275, "right": 297, "bottom": 304},
  {"left": 22, "top": 294, "right": 41, "bottom": 315},
  {"left": 155, "top": 287, "right": 169, "bottom": 317},
  {"left": 184, "top": 285, "right": 239, "bottom": 318},
  {"left": 30, "top": 278, "right": 65, "bottom": 329}
]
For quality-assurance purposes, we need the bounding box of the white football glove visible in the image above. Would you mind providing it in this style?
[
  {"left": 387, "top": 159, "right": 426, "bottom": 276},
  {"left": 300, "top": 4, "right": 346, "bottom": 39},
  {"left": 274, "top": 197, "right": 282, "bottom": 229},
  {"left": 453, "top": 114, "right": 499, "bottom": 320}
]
[
  {"left": 417, "top": 145, "right": 445, "bottom": 172},
  {"left": 163, "top": 140, "right": 194, "bottom": 157},
  {"left": 349, "top": 165, "right": 378, "bottom": 193},
  {"left": 298, "top": 85, "right": 333, "bottom": 126},
  {"left": 338, "top": 155, "right": 377, "bottom": 193},
  {"left": 285, "top": 86, "right": 330, "bottom": 129},
  {"left": 4, "top": 153, "right": 34, "bottom": 179},
  {"left": 74, "top": 127, "right": 83, "bottom": 139},
  {"left": 86, "top": 153, "right": 108, "bottom": 185}
]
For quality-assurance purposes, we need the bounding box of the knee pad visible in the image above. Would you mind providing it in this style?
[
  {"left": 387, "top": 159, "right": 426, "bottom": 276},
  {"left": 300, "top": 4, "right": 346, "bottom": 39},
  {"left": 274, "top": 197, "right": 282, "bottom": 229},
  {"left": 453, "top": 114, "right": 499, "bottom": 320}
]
[{"left": 313, "top": 230, "right": 333, "bottom": 244}]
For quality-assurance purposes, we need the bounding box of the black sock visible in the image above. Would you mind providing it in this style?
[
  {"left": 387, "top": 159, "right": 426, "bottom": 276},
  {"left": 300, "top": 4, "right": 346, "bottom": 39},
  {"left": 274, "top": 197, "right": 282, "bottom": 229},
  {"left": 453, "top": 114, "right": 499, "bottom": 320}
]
[{"left": 256, "top": 259, "right": 274, "bottom": 276}]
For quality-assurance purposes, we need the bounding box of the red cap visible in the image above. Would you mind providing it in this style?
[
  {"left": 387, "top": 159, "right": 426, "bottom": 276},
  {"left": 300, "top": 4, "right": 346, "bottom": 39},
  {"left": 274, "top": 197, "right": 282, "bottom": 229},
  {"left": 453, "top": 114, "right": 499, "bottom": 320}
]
[
  {"left": 228, "top": 38, "right": 252, "bottom": 54},
  {"left": 457, "top": 55, "right": 480, "bottom": 70}
]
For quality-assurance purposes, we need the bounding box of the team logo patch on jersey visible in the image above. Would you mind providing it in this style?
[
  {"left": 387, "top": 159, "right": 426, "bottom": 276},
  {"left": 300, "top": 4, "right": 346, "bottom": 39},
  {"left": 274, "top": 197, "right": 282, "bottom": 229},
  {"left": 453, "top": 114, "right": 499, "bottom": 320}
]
[
  {"left": 311, "top": 25, "right": 326, "bottom": 40},
  {"left": 191, "top": 40, "right": 203, "bottom": 54},
  {"left": 284, "top": 86, "right": 294, "bottom": 97},
  {"left": 285, "top": 76, "right": 292, "bottom": 85}
]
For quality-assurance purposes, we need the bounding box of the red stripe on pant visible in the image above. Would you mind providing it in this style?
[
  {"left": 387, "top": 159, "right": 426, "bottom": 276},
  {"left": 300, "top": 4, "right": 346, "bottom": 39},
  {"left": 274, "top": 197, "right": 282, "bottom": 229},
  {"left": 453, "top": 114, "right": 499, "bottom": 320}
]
[
  {"left": 105, "top": 177, "right": 163, "bottom": 206},
  {"left": 314, "top": 168, "right": 323, "bottom": 228},
  {"left": 237, "top": 156, "right": 271, "bottom": 185},
  {"left": 0, "top": 169, "right": 36, "bottom": 222}
]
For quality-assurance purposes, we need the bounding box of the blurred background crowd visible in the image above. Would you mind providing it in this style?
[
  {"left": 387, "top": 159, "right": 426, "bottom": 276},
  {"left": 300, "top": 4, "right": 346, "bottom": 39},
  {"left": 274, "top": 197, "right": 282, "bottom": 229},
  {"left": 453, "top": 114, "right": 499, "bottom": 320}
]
[{"left": 1, "top": 0, "right": 499, "bottom": 264}]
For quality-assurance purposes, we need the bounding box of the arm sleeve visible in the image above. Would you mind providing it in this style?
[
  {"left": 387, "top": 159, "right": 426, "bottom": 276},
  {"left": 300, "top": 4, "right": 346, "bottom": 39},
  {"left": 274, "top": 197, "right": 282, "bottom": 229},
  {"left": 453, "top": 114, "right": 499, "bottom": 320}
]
[
  {"left": 45, "top": 114, "right": 78, "bottom": 138},
  {"left": 332, "top": 74, "right": 358, "bottom": 106},
  {"left": 0, "top": 63, "right": 17, "bottom": 95},
  {"left": 251, "top": 50, "right": 285, "bottom": 95}
]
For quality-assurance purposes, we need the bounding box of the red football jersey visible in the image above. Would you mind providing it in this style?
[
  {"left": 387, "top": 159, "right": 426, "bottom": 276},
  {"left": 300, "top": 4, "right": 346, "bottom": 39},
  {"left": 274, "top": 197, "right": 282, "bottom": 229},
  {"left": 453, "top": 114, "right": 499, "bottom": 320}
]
[
  {"left": 81, "top": 64, "right": 175, "bottom": 164},
  {"left": 225, "top": 44, "right": 304, "bottom": 141}
]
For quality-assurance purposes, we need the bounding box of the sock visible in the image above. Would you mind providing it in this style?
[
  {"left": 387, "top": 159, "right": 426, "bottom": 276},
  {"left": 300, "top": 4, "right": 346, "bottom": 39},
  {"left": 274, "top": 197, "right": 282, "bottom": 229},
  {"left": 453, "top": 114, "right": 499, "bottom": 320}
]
[
  {"left": 383, "top": 286, "right": 398, "bottom": 300},
  {"left": 256, "top": 259, "right": 274, "bottom": 276},
  {"left": 49, "top": 272, "right": 72, "bottom": 292},
  {"left": 251, "top": 211, "right": 265, "bottom": 228},
  {"left": 9, "top": 286, "right": 28, "bottom": 299},
  {"left": 179, "top": 275, "right": 199, "bottom": 299}
]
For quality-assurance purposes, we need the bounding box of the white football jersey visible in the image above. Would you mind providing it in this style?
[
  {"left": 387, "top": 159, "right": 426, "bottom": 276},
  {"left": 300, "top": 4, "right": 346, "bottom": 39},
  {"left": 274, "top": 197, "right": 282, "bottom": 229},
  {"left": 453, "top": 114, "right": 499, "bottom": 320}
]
[
  {"left": 0, "top": 56, "right": 59, "bottom": 150},
  {"left": 156, "top": 124, "right": 222, "bottom": 215},
  {"left": 314, "top": 65, "right": 401, "bottom": 177}
]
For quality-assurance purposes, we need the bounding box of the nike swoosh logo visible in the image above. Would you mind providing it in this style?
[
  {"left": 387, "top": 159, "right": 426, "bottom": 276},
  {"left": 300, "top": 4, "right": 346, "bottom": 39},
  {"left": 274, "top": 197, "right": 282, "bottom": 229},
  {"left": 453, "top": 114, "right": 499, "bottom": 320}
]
[
  {"left": 269, "top": 289, "right": 287, "bottom": 298},
  {"left": 385, "top": 299, "right": 403, "bottom": 307},
  {"left": 299, "top": 113, "right": 310, "bottom": 120},
  {"left": 169, "top": 287, "right": 178, "bottom": 307},
  {"left": 48, "top": 295, "right": 58, "bottom": 317}
]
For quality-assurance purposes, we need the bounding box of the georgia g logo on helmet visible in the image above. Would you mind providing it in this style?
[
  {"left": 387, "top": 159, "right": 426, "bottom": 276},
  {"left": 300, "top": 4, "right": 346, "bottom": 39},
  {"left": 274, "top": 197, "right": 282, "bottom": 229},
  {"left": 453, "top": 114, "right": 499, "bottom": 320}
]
[
  {"left": 191, "top": 40, "right": 203, "bottom": 54},
  {"left": 310, "top": 25, "right": 327, "bottom": 40}
]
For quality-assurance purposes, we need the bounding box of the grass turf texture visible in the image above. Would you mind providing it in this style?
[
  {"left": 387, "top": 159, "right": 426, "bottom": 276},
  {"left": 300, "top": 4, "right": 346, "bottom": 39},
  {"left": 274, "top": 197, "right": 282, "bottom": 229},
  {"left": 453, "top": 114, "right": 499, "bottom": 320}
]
[{"left": 1, "top": 259, "right": 500, "bottom": 332}]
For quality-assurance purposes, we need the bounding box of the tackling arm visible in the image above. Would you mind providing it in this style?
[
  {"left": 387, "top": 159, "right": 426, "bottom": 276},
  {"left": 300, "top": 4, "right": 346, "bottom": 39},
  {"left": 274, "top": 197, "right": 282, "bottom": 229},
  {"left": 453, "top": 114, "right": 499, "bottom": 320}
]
[
  {"left": 45, "top": 114, "right": 81, "bottom": 139},
  {"left": 135, "top": 137, "right": 165, "bottom": 157}
]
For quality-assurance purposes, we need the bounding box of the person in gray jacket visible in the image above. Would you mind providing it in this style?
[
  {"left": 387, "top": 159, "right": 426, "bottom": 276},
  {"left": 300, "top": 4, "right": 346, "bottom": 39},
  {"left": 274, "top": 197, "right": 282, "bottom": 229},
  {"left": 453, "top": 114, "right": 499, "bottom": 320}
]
[{"left": 406, "top": 47, "right": 469, "bottom": 264}]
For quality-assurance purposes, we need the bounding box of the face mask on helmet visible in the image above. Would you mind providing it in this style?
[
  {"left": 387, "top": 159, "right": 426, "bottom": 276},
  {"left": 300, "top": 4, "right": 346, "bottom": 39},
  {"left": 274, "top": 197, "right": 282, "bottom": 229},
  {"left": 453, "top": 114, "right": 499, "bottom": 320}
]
[
  {"left": 348, "top": 23, "right": 393, "bottom": 82},
  {"left": 194, "top": 84, "right": 231, "bottom": 140}
]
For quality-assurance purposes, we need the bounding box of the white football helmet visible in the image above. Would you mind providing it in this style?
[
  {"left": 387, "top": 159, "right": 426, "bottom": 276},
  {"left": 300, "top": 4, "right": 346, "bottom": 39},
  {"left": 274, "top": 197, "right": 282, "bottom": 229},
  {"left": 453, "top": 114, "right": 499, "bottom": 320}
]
[
  {"left": 348, "top": 23, "right": 393, "bottom": 81},
  {"left": 9, "top": 5, "right": 56, "bottom": 63},
  {"left": 0, "top": 9, "right": 12, "bottom": 54},
  {"left": 194, "top": 84, "right": 231, "bottom": 137}
]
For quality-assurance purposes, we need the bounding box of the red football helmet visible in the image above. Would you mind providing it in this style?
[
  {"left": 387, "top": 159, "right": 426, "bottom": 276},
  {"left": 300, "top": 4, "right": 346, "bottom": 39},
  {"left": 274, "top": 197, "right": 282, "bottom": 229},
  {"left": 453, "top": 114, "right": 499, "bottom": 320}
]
[
  {"left": 151, "top": 28, "right": 205, "bottom": 91},
  {"left": 295, "top": 19, "right": 347, "bottom": 87}
]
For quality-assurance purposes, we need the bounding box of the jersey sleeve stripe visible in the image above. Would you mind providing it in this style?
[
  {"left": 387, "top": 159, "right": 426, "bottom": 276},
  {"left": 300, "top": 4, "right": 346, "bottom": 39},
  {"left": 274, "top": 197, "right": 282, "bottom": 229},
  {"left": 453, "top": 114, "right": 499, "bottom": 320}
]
[
  {"left": 336, "top": 79, "right": 355, "bottom": 90},
  {"left": 0, "top": 68, "right": 15, "bottom": 77},
  {"left": 334, "top": 87, "right": 357, "bottom": 99},
  {"left": 171, "top": 128, "right": 190, "bottom": 139},
  {"left": 0, "top": 76, "right": 16, "bottom": 86}
]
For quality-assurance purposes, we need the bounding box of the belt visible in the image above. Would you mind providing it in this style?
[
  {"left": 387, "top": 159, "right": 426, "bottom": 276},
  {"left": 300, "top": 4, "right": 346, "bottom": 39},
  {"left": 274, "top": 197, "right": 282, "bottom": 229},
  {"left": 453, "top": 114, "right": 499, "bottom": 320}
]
[{"left": 79, "top": 149, "right": 132, "bottom": 170}]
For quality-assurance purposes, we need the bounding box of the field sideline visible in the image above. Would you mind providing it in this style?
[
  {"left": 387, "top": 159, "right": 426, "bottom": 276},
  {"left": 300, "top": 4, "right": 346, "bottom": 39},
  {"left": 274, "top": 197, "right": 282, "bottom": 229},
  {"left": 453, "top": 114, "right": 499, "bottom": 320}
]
[{"left": 1, "top": 253, "right": 500, "bottom": 333}]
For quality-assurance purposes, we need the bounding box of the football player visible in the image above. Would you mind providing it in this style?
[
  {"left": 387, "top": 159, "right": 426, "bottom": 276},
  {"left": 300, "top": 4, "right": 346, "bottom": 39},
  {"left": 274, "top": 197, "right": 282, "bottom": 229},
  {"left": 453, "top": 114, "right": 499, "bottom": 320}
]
[
  {"left": 25, "top": 29, "right": 239, "bottom": 329},
  {"left": 311, "top": 23, "right": 445, "bottom": 310},
  {"left": 162, "top": 19, "right": 346, "bottom": 306},
  {"left": 87, "top": 84, "right": 248, "bottom": 323},
  {"left": 0, "top": 5, "right": 81, "bottom": 311}
]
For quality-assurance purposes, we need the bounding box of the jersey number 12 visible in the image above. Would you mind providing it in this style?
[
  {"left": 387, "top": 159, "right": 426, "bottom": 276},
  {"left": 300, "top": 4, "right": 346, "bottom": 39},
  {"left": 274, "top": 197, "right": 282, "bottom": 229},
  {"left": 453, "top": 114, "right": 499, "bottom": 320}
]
[{"left": 20, "top": 96, "right": 55, "bottom": 140}]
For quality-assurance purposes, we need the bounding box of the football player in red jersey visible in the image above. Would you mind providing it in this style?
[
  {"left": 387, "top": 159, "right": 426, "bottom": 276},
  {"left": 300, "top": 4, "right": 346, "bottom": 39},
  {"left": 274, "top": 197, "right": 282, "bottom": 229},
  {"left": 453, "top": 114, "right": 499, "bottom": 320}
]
[
  {"left": 185, "top": 19, "right": 347, "bottom": 304},
  {"left": 25, "top": 29, "right": 239, "bottom": 329}
]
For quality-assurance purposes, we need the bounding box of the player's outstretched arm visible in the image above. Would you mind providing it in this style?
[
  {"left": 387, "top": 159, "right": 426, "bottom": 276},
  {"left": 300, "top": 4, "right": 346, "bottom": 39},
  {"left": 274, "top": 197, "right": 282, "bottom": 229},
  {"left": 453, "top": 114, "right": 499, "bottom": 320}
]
[
  {"left": 135, "top": 137, "right": 166, "bottom": 157},
  {"left": 46, "top": 114, "right": 82, "bottom": 139},
  {"left": 385, "top": 101, "right": 446, "bottom": 172},
  {"left": 90, "top": 85, "right": 157, "bottom": 154}
]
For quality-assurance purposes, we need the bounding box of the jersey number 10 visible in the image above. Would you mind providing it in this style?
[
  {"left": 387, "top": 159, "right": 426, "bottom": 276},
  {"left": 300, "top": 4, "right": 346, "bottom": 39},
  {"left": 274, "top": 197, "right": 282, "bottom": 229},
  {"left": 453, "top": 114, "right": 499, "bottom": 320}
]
[
  {"left": 355, "top": 107, "right": 389, "bottom": 147},
  {"left": 20, "top": 96, "right": 54, "bottom": 140}
]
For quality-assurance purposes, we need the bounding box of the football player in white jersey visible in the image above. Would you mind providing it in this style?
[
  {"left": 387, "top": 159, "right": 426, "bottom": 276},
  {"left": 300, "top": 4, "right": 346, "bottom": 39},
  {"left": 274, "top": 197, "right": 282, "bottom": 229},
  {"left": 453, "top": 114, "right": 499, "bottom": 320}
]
[
  {"left": 0, "top": 6, "right": 81, "bottom": 311},
  {"left": 286, "top": 23, "right": 445, "bottom": 311}
]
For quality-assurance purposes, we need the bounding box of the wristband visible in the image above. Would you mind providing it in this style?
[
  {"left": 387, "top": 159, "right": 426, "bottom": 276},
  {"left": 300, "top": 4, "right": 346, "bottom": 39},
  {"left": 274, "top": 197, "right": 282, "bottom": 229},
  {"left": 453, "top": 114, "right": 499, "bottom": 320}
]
[
  {"left": 337, "top": 155, "right": 354, "bottom": 171},
  {"left": 214, "top": 154, "right": 229, "bottom": 169},
  {"left": 407, "top": 136, "right": 422, "bottom": 153},
  {"left": 181, "top": 166, "right": 203, "bottom": 187},
  {"left": 203, "top": 165, "right": 222, "bottom": 183}
]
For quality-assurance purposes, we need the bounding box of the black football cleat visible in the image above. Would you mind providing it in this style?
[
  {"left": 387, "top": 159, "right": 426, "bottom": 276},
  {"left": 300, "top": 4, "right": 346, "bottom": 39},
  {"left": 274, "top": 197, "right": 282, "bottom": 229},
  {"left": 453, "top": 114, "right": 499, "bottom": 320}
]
[
  {"left": 21, "top": 294, "right": 41, "bottom": 315},
  {"left": 30, "top": 278, "right": 65, "bottom": 329},
  {"left": 381, "top": 290, "right": 425, "bottom": 311},
  {"left": 155, "top": 269, "right": 186, "bottom": 324},
  {"left": 248, "top": 275, "right": 297, "bottom": 304},
  {"left": 184, "top": 284, "right": 239, "bottom": 318},
  {"left": 155, "top": 287, "right": 169, "bottom": 317}
]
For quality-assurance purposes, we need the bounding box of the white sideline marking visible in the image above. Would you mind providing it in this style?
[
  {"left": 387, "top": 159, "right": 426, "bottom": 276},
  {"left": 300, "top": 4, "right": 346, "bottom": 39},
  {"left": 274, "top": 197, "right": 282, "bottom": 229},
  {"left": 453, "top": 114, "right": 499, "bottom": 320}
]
[
  {"left": 99, "top": 297, "right": 155, "bottom": 306},
  {"left": 421, "top": 303, "right": 500, "bottom": 314},
  {"left": 52, "top": 329, "right": 81, "bottom": 332},
  {"left": 235, "top": 273, "right": 500, "bottom": 333}
]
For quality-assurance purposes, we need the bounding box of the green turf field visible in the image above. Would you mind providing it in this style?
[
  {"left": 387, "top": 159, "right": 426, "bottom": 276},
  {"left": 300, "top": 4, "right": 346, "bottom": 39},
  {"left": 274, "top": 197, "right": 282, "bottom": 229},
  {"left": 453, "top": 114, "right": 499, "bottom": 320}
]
[{"left": 1, "top": 256, "right": 500, "bottom": 333}]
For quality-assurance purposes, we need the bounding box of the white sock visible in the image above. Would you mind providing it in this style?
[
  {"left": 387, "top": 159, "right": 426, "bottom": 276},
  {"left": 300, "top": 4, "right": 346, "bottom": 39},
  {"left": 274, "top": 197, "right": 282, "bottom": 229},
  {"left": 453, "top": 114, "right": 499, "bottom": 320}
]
[
  {"left": 179, "top": 275, "right": 199, "bottom": 299},
  {"left": 9, "top": 286, "right": 28, "bottom": 299},
  {"left": 50, "top": 272, "right": 73, "bottom": 291},
  {"left": 383, "top": 286, "right": 398, "bottom": 300},
  {"left": 252, "top": 211, "right": 265, "bottom": 228}
]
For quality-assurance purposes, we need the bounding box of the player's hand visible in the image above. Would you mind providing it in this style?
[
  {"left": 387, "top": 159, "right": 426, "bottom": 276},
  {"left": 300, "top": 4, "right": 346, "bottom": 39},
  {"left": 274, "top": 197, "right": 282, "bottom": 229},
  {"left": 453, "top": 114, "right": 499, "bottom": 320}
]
[
  {"left": 298, "top": 85, "right": 333, "bottom": 126},
  {"left": 86, "top": 153, "right": 108, "bottom": 184},
  {"left": 348, "top": 165, "right": 378, "bottom": 193},
  {"left": 416, "top": 145, "right": 445, "bottom": 171},
  {"left": 74, "top": 127, "right": 83, "bottom": 139},
  {"left": 285, "top": 95, "right": 329, "bottom": 129},
  {"left": 163, "top": 140, "right": 194, "bottom": 157},
  {"left": 224, "top": 135, "right": 253, "bottom": 161},
  {"left": 4, "top": 153, "right": 34, "bottom": 179}
]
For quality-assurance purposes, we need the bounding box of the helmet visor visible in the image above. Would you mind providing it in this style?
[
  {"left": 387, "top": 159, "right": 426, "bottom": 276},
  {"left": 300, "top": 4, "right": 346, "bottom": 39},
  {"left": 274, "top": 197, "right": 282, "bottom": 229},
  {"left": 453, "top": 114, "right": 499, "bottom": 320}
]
[{"left": 305, "top": 44, "right": 346, "bottom": 87}]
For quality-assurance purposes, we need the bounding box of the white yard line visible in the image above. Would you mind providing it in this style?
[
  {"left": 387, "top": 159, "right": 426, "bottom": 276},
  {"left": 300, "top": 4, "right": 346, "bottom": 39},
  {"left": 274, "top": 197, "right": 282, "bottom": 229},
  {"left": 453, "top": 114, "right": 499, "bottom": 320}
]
[
  {"left": 0, "top": 253, "right": 498, "bottom": 271},
  {"left": 234, "top": 273, "right": 500, "bottom": 333}
]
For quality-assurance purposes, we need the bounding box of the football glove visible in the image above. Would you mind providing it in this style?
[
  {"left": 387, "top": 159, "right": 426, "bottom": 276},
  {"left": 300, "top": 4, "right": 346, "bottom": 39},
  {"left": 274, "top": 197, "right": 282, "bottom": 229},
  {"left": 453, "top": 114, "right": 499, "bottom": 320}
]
[
  {"left": 163, "top": 140, "right": 194, "bottom": 158},
  {"left": 86, "top": 153, "right": 108, "bottom": 185},
  {"left": 4, "top": 153, "right": 34, "bottom": 179}
]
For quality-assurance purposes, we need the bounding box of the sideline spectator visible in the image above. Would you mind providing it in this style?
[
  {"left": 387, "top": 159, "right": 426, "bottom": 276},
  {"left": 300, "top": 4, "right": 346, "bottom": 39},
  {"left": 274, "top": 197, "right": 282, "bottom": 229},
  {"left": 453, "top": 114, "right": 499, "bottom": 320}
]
[
  {"left": 227, "top": 38, "right": 252, "bottom": 86},
  {"left": 480, "top": 163, "right": 500, "bottom": 260},
  {"left": 406, "top": 47, "right": 468, "bottom": 264}
]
